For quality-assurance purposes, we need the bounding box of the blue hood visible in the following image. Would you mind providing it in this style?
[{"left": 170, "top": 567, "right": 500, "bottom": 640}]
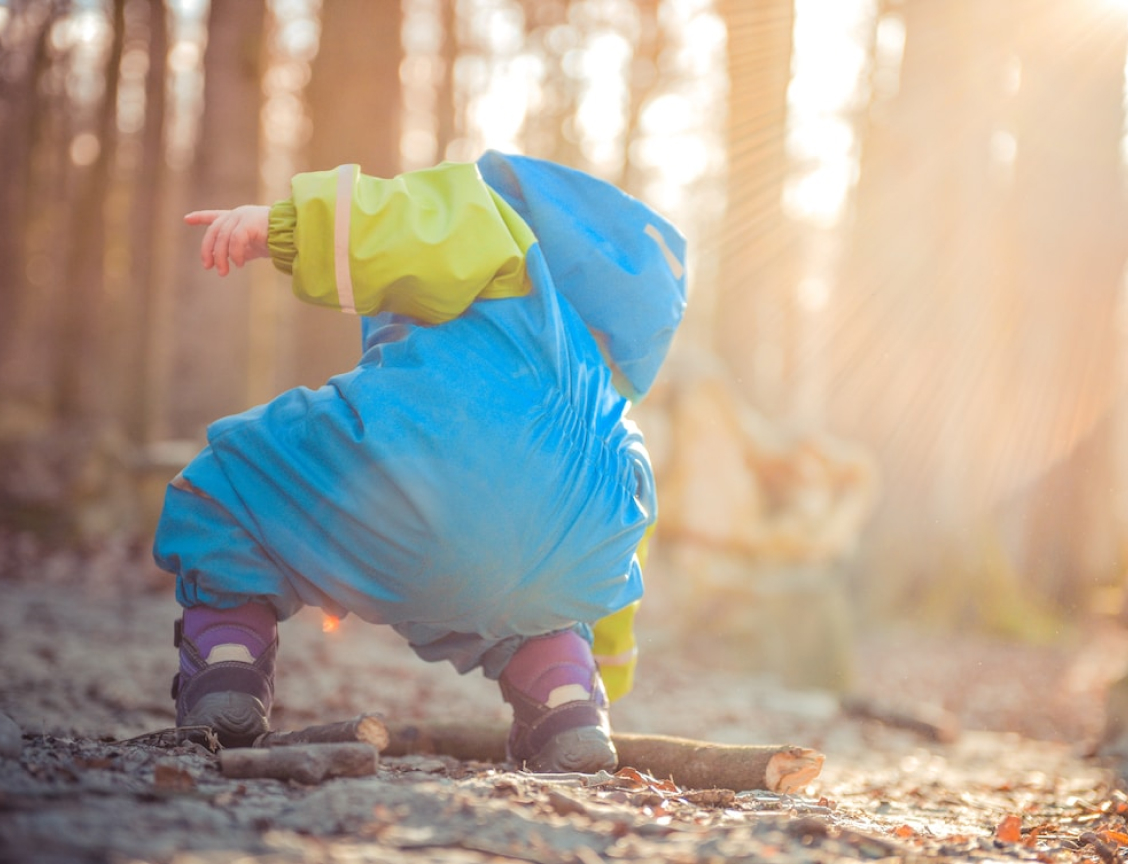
[{"left": 477, "top": 151, "right": 687, "bottom": 401}]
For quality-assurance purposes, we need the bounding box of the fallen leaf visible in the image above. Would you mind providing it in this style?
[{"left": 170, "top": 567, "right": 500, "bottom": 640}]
[
  {"left": 153, "top": 762, "right": 195, "bottom": 791},
  {"left": 615, "top": 766, "right": 648, "bottom": 786},
  {"left": 893, "top": 824, "right": 916, "bottom": 839},
  {"left": 996, "top": 814, "right": 1022, "bottom": 843},
  {"left": 1100, "top": 829, "right": 1128, "bottom": 846},
  {"left": 75, "top": 757, "right": 113, "bottom": 770}
]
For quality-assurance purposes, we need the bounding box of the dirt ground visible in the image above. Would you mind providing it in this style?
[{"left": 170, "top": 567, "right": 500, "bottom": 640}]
[{"left": 3, "top": 536, "right": 1128, "bottom": 864}]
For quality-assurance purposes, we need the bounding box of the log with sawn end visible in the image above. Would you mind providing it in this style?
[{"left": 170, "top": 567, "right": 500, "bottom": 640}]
[
  {"left": 235, "top": 714, "right": 825, "bottom": 791},
  {"left": 381, "top": 720, "right": 824, "bottom": 792}
]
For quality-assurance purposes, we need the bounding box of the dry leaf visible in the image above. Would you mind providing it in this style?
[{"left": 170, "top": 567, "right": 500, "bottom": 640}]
[
  {"left": 893, "top": 824, "right": 916, "bottom": 839},
  {"left": 153, "top": 762, "right": 195, "bottom": 791},
  {"left": 1099, "top": 829, "right": 1128, "bottom": 846},
  {"left": 614, "top": 766, "right": 648, "bottom": 787},
  {"left": 996, "top": 814, "right": 1022, "bottom": 843}
]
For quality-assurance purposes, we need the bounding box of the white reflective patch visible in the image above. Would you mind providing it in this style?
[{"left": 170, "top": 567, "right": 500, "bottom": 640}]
[
  {"left": 545, "top": 683, "right": 592, "bottom": 708},
  {"left": 335, "top": 164, "right": 359, "bottom": 314},
  {"left": 644, "top": 223, "right": 685, "bottom": 280},
  {"left": 206, "top": 644, "right": 256, "bottom": 665}
]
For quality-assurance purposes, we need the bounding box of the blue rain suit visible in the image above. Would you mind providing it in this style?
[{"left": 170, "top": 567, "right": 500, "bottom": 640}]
[{"left": 153, "top": 151, "right": 687, "bottom": 679}]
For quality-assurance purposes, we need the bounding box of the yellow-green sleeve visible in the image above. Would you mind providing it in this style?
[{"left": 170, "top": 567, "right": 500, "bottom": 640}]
[{"left": 266, "top": 162, "right": 534, "bottom": 323}]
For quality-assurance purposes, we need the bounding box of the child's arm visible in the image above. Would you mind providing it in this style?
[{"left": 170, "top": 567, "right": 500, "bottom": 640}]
[
  {"left": 184, "top": 206, "right": 271, "bottom": 277},
  {"left": 273, "top": 162, "right": 534, "bottom": 322},
  {"left": 185, "top": 165, "right": 534, "bottom": 325}
]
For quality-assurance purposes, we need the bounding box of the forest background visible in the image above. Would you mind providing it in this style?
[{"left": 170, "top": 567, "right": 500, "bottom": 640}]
[{"left": 3, "top": 0, "right": 1128, "bottom": 688}]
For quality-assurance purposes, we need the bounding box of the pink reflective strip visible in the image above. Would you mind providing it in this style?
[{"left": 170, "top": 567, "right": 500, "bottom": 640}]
[
  {"left": 334, "top": 165, "right": 358, "bottom": 315},
  {"left": 593, "top": 646, "right": 638, "bottom": 668},
  {"left": 644, "top": 223, "right": 685, "bottom": 280},
  {"left": 170, "top": 472, "right": 213, "bottom": 501}
]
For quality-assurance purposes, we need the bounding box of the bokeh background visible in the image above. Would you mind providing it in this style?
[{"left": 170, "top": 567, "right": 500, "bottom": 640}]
[{"left": 3, "top": 0, "right": 1128, "bottom": 690}]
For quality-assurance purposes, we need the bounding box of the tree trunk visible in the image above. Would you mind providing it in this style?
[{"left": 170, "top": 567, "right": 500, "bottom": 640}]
[
  {"left": 518, "top": 0, "right": 583, "bottom": 166},
  {"left": 0, "top": 5, "right": 75, "bottom": 420},
  {"left": 833, "top": 0, "right": 1128, "bottom": 620},
  {"left": 1003, "top": 0, "right": 1128, "bottom": 609},
  {"left": 618, "top": 0, "right": 662, "bottom": 197},
  {"left": 57, "top": 0, "right": 126, "bottom": 424},
  {"left": 277, "top": 0, "right": 404, "bottom": 393},
  {"left": 713, "top": 0, "right": 797, "bottom": 414},
  {"left": 435, "top": 0, "right": 458, "bottom": 159},
  {"left": 0, "top": 1, "right": 59, "bottom": 368},
  {"left": 167, "top": 0, "right": 266, "bottom": 438},
  {"left": 123, "top": 0, "right": 169, "bottom": 445}
]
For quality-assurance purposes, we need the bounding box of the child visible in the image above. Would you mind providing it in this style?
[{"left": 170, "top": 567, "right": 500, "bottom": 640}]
[{"left": 156, "top": 151, "right": 687, "bottom": 773}]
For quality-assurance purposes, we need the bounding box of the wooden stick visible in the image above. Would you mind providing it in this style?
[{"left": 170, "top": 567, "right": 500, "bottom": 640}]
[
  {"left": 219, "top": 742, "right": 379, "bottom": 784},
  {"left": 613, "top": 733, "right": 823, "bottom": 793},
  {"left": 253, "top": 714, "right": 389, "bottom": 750},
  {"left": 382, "top": 720, "right": 824, "bottom": 792},
  {"left": 384, "top": 719, "right": 508, "bottom": 764},
  {"left": 245, "top": 715, "right": 825, "bottom": 791}
]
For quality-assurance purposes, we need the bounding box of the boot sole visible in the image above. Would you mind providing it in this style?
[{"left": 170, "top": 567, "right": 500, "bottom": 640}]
[
  {"left": 523, "top": 726, "right": 618, "bottom": 774},
  {"left": 181, "top": 692, "right": 268, "bottom": 748}
]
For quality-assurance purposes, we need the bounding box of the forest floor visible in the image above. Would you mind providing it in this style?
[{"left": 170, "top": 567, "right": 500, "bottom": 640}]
[{"left": 3, "top": 536, "right": 1128, "bottom": 863}]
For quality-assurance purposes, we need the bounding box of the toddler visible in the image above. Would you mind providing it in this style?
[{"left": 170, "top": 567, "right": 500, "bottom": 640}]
[{"left": 156, "top": 151, "right": 687, "bottom": 772}]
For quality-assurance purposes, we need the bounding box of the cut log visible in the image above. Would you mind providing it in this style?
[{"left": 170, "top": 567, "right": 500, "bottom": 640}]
[
  {"left": 382, "top": 720, "right": 823, "bottom": 792},
  {"left": 219, "top": 742, "right": 378, "bottom": 784},
  {"left": 254, "top": 714, "right": 389, "bottom": 750},
  {"left": 613, "top": 733, "right": 823, "bottom": 793},
  {"left": 247, "top": 715, "right": 825, "bottom": 791},
  {"left": 384, "top": 720, "right": 508, "bottom": 764}
]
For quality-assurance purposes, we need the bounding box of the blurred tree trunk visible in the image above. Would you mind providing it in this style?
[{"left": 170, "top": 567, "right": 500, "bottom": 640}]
[
  {"left": 167, "top": 0, "right": 266, "bottom": 438},
  {"left": 618, "top": 0, "right": 662, "bottom": 197},
  {"left": 435, "top": 0, "right": 457, "bottom": 158},
  {"left": 57, "top": 0, "right": 126, "bottom": 424},
  {"left": 10, "top": 16, "right": 73, "bottom": 416},
  {"left": 1002, "top": 0, "right": 1128, "bottom": 609},
  {"left": 834, "top": 0, "right": 1128, "bottom": 622},
  {"left": 0, "top": 1, "right": 60, "bottom": 368},
  {"left": 519, "top": 0, "right": 583, "bottom": 166},
  {"left": 830, "top": 1, "right": 1015, "bottom": 615},
  {"left": 122, "top": 0, "right": 168, "bottom": 444},
  {"left": 279, "top": 0, "right": 404, "bottom": 392},
  {"left": 713, "top": 0, "right": 796, "bottom": 413}
]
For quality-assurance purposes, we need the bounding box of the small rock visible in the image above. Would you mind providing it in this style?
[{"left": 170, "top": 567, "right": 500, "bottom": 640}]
[{"left": 0, "top": 711, "right": 22, "bottom": 759}]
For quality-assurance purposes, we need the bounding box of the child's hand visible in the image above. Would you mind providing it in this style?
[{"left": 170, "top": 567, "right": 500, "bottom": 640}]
[{"left": 185, "top": 205, "right": 271, "bottom": 277}]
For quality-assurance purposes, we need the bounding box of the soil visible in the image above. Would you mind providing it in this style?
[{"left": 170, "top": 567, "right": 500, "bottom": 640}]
[{"left": 3, "top": 536, "right": 1128, "bottom": 864}]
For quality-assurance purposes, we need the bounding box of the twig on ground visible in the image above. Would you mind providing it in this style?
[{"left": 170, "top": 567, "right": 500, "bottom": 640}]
[{"left": 219, "top": 741, "right": 379, "bottom": 783}]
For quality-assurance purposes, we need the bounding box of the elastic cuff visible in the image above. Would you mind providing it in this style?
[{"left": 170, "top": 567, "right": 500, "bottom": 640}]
[{"left": 267, "top": 199, "right": 297, "bottom": 273}]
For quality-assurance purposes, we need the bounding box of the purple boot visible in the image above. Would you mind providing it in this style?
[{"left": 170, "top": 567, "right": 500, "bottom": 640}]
[
  {"left": 172, "top": 603, "right": 277, "bottom": 747},
  {"left": 499, "top": 630, "right": 617, "bottom": 773}
]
